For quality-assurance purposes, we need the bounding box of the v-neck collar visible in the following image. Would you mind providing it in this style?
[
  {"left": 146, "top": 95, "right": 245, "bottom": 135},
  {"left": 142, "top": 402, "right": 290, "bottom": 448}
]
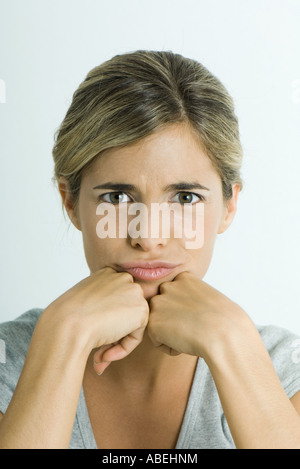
[{"left": 75, "top": 358, "right": 205, "bottom": 449}]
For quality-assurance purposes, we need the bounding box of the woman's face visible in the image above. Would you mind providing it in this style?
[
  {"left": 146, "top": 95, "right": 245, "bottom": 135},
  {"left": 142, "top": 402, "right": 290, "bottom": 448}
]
[{"left": 61, "top": 123, "right": 239, "bottom": 300}]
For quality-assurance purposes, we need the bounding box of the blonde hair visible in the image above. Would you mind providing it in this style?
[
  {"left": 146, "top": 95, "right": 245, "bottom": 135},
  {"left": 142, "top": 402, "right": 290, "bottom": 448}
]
[{"left": 52, "top": 50, "right": 243, "bottom": 201}]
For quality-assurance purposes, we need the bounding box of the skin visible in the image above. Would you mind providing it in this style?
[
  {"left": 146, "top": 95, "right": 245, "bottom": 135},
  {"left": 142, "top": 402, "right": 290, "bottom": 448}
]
[
  {"left": 69, "top": 122, "right": 239, "bottom": 367},
  {"left": 0, "top": 122, "right": 300, "bottom": 449}
]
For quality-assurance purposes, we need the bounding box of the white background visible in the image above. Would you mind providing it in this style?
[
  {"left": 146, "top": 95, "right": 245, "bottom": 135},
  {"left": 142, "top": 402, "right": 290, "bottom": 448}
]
[{"left": 0, "top": 0, "right": 299, "bottom": 333}]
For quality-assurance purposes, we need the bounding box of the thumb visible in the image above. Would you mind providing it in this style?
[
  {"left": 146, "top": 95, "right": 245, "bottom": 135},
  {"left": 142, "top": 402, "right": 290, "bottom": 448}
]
[
  {"left": 93, "top": 326, "right": 146, "bottom": 375},
  {"left": 93, "top": 344, "right": 113, "bottom": 375}
]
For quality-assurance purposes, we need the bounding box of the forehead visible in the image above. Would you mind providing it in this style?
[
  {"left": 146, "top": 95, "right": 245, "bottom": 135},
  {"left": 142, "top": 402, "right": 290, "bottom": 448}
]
[{"left": 84, "top": 123, "right": 219, "bottom": 185}]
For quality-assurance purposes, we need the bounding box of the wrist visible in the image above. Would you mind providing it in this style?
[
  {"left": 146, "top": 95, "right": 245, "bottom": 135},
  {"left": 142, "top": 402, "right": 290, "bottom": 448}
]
[
  {"left": 34, "top": 304, "right": 92, "bottom": 365},
  {"left": 1, "top": 306, "right": 90, "bottom": 449},
  {"left": 199, "top": 311, "right": 300, "bottom": 449},
  {"left": 201, "top": 308, "right": 261, "bottom": 366}
]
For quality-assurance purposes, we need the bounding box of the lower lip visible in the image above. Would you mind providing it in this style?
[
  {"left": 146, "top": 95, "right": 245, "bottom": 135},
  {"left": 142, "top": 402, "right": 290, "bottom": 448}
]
[{"left": 123, "top": 267, "right": 177, "bottom": 281}]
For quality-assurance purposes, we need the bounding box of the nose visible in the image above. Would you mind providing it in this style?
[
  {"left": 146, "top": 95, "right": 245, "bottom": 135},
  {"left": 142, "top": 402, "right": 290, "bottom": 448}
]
[
  {"left": 130, "top": 235, "right": 168, "bottom": 251},
  {"left": 128, "top": 202, "right": 169, "bottom": 251}
]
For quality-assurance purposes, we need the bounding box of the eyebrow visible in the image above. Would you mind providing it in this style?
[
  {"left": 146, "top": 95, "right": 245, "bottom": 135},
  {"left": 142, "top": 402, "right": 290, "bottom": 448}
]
[{"left": 93, "top": 181, "right": 210, "bottom": 192}]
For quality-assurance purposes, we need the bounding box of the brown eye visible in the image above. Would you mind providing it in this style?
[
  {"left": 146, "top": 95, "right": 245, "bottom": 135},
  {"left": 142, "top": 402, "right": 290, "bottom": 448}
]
[
  {"left": 172, "top": 192, "right": 204, "bottom": 204},
  {"left": 100, "top": 192, "right": 131, "bottom": 204},
  {"left": 178, "top": 192, "right": 193, "bottom": 204}
]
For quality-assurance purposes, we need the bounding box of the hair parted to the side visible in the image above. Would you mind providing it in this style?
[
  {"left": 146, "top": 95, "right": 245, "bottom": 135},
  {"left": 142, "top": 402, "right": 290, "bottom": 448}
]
[{"left": 52, "top": 50, "right": 243, "bottom": 203}]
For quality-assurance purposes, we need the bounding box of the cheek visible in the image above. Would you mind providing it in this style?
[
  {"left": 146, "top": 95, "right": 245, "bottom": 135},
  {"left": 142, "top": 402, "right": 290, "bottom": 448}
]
[
  {"left": 183, "top": 202, "right": 221, "bottom": 250},
  {"left": 184, "top": 203, "right": 223, "bottom": 278},
  {"left": 82, "top": 231, "right": 123, "bottom": 273},
  {"left": 77, "top": 203, "right": 118, "bottom": 272},
  {"left": 203, "top": 199, "right": 225, "bottom": 237}
]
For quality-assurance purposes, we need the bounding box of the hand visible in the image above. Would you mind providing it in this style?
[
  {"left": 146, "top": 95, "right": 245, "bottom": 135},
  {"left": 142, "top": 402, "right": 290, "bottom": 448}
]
[
  {"left": 42, "top": 267, "right": 149, "bottom": 375},
  {"left": 147, "top": 272, "right": 248, "bottom": 360}
]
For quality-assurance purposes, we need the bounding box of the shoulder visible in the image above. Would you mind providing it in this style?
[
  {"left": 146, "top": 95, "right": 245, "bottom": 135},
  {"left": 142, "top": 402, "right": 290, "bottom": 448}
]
[
  {"left": 258, "top": 324, "right": 300, "bottom": 360},
  {"left": 0, "top": 308, "right": 44, "bottom": 375},
  {"left": 0, "top": 308, "right": 44, "bottom": 413},
  {"left": 0, "top": 308, "right": 44, "bottom": 363},
  {"left": 0, "top": 308, "right": 44, "bottom": 354},
  {"left": 257, "top": 324, "right": 300, "bottom": 398},
  {"left": 0, "top": 308, "right": 43, "bottom": 330}
]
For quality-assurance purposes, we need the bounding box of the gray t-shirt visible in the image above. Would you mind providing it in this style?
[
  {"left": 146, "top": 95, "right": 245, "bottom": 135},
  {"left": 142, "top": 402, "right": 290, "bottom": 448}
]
[{"left": 1, "top": 308, "right": 300, "bottom": 449}]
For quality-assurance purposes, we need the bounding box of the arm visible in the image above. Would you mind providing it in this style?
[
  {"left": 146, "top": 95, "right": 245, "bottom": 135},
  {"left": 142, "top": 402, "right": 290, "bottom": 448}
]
[
  {"left": 0, "top": 317, "right": 89, "bottom": 448},
  {"left": 0, "top": 267, "right": 148, "bottom": 449},
  {"left": 205, "top": 322, "right": 300, "bottom": 448},
  {"left": 148, "top": 272, "right": 300, "bottom": 449}
]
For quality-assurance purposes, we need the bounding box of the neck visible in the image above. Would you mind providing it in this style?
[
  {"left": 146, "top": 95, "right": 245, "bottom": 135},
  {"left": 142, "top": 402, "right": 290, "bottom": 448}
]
[{"left": 86, "top": 331, "right": 198, "bottom": 391}]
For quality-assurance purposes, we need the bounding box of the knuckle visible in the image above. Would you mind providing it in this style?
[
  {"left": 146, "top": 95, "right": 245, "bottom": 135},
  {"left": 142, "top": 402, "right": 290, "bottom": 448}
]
[
  {"left": 147, "top": 322, "right": 160, "bottom": 345},
  {"left": 140, "top": 312, "right": 149, "bottom": 328},
  {"left": 146, "top": 319, "right": 154, "bottom": 337},
  {"left": 147, "top": 311, "right": 158, "bottom": 329},
  {"left": 130, "top": 282, "right": 144, "bottom": 297},
  {"left": 149, "top": 294, "right": 159, "bottom": 306},
  {"left": 174, "top": 271, "right": 194, "bottom": 281},
  {"left": 99, "top": 266, "right": 116, "bottom": 275},
  {"left": 174, "top": 271, "right": 189, "bottom": 281},
  {"left": 119, "top": 271, "right": 134, "bottom": 282},
  {"left": 159, "top": 281, "right": 170, "bottom": 293}
]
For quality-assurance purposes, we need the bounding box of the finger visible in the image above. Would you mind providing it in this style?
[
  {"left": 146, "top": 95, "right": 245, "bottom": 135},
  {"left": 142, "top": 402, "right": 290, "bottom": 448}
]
[
  {"left": 93, "top": 343, "right": 114, "bottom": 375},
  {"left": 93, "top": 343, "right": 114, "bottom": 363},
  {"left": 102, "top": 327, "right": 146, "bottom": 362},
  {"left": 93, "top": 327, "right": 146, "bottom": 375},
  {"left": 93, "top": 359, "right": 111, "bottom": 376}
]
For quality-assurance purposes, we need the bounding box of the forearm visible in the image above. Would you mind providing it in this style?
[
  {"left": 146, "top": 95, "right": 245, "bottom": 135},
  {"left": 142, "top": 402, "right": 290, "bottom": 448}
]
[
  {"left": 204, "top": 319, "right": 300, "bottom": 449},
  {"left": 0, "top": 311, "right": 90, "bottom": 449}
]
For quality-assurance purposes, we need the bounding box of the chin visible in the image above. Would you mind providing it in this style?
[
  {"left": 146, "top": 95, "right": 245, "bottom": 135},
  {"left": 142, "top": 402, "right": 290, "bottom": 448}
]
[{"left": 137, "top": 282, "right": 161, "bottom": 301}]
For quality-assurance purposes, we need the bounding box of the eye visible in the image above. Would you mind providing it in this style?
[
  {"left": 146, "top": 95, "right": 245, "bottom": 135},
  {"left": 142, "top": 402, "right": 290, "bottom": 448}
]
[
  {"left": 171, "top": 192, "right": 205, "bottom": 204},
  {"left": 99, "top": 192, "right": 131, "bottom": 204}
]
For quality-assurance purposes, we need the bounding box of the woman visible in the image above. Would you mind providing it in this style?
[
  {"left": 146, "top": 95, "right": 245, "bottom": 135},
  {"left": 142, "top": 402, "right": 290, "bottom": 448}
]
[{"left": 0, "top": 50, "right": 300, "bottom": 449}]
